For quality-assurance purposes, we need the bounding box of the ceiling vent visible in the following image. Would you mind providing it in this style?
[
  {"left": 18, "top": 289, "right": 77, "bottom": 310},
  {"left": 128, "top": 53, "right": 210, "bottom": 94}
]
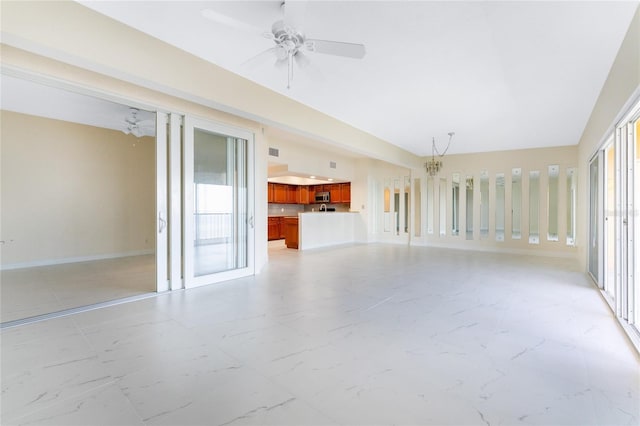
[
  {"left": 268, "top": 147, "right": 279, "bottom": 157},
  {"left": 330, "top": 161, "right": 337, "bottom": 169}
]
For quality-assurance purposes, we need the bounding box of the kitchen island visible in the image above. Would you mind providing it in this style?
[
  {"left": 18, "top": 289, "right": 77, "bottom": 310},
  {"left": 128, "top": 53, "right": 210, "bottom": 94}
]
[{"left": 298, "top": 211, "right": 360, "bottom": 250}]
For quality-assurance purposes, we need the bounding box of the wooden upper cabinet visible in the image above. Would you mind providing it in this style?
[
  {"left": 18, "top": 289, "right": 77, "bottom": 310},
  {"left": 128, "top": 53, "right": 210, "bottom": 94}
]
[
  {"left": 267, "top": 182, "right": 350, "bottom": 204},
  {"left": 340, "top": 183, "right": 351, "bottom": 203},
  {"left": 274, "top": 184, "right": 287, "bottom": 203},
  {"left": 287, "top": 185, "right": 297, "bottom": 204},
  {"left": 267, "top": 183, "right": 275, "bottom": 203},
  {"left": 328, "top": 184, "right": 340, "bottom": 203},
  {"left": 299, "top": 186, "right": 309, "bottom": 204},
  {"left": 308, "top": 185, "right": 317, "bottom": 204}
]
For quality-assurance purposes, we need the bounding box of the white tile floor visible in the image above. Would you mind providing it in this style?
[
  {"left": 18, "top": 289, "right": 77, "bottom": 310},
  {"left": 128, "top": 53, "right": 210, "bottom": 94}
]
[
  {"left": 1, "top": 255, "right": 155, "bottom": 323},
  {"left": 1, "top": 244, "right": 639, "bottom": 425}
]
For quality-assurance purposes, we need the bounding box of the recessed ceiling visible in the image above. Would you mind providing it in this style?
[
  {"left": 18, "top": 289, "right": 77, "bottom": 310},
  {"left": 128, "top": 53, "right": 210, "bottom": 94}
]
[{"left": 78, "top": 1, "right": 637, "bottom": 155}]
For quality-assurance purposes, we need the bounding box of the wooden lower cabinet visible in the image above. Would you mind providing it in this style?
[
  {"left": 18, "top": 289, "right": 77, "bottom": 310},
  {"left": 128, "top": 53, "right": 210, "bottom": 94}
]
[
  {"left": 284, "top": 217, "right": 299, "bottom": 249},
  {"left": 268, "top": 217, "right": 282, "bottom": 240}
]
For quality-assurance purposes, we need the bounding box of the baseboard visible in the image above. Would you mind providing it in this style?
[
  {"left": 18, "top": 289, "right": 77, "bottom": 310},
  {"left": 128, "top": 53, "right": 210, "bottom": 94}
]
[
  {"left": 1, "top": 249, "right": 155, "bottom": 271},
  {"left": 409, "top": 240, "right": 579, "bottom": 260}
]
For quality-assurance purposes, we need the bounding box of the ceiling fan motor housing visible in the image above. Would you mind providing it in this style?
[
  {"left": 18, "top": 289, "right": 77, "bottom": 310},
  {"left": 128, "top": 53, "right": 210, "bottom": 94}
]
[{"left": 271, "top": 20, "right": 304, "bottom": 56}]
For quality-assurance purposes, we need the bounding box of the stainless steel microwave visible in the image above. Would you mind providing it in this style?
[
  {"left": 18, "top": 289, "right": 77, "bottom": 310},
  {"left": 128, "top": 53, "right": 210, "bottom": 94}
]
[{"left": 315, "top": 191, "right": 330, "bottom": 203}]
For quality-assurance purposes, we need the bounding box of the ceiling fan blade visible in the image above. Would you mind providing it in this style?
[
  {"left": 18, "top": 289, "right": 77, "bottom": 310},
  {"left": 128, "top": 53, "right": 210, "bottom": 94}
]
[
  {"left": 305, "top": 39, "right": 366, "bottom": 59},
  {"left": 240, "top": 47, "right": 278, "bottom": 70},
  {"left": 294, "top": 51, "right": 311, "bottom": 68},
  {"left": 201, "top": 8, "right": 266, "bottom": 36},
  {"left": 275, "top": 58, "right": 289, "bottom": 70},
  {"left": 294, "top": 51, "right": 324, "bottom": 82}
]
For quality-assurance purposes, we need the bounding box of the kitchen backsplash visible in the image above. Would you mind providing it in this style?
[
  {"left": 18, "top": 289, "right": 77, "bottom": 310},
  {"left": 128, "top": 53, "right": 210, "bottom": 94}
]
[
  {"left": 268, "top": 204, "right": 305, "bottom": 216},
  {"left": 268, "top": 203, "right": 351, "bottom": 215}
]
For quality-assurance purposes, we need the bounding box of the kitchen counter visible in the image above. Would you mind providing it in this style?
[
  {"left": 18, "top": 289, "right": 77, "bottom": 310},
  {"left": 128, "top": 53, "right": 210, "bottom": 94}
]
[{"left": 299, "top": 212, "right": 360, "bottom": 250}]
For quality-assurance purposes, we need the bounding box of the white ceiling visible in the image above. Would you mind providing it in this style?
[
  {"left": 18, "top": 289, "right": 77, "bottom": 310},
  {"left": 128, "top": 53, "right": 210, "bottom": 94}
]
[
  {"left": 77, "top": 1, "right": 638, "bottom": 156},
  {"left": 1, "top": 75, "right": 156, "bottom": 136}
]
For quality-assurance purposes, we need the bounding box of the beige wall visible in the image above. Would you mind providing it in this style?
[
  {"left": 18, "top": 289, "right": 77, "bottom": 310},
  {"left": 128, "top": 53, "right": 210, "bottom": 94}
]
[
  {"left": 1, "top": 111, "right": 155, "bottom": 268},
  {"left": 577, "top": 6, "right": 640, "bottom": 270},
  {"left": 409, "top": 146, "right": 579, "bottom": 257}
]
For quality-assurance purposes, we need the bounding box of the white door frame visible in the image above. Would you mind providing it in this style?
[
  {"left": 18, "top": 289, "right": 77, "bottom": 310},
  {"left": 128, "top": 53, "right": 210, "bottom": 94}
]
[
  {"left": 182, "top": 115, "right": 255, "bottom": 288},
  {"left": 156, "top": 112, "right": 169, "bottom": 292}
]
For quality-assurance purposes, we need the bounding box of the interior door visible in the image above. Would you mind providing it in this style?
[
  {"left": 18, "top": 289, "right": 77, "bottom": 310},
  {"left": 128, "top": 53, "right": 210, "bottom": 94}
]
[{"left": 183, "top": 117, "right": 254, "bottom": 288}]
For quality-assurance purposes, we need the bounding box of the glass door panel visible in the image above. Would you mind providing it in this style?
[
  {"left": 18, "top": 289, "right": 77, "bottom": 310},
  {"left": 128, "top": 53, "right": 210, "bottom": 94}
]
[
  {"left": 605, "top": 143, "right": 616, "bottom": 299},
  {"left": 183, "top": 117, "right": 253, "bottom": 288},
  {"left": 633, "top": 116, "right": 640, "bottom": 326},
  {"left": 588, "top": 156, "right": 600, "bottom": 281}
]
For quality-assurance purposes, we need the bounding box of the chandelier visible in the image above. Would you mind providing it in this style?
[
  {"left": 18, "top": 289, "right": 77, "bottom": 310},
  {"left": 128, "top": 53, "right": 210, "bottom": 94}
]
[{"left": 425, "top": 132, "right": 455, "bottom": 176}]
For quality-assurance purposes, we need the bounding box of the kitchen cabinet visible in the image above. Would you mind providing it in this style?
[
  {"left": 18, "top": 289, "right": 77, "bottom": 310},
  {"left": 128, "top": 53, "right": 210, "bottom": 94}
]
[
  {"left": 287, "top": 185, "right": 298, "bottom": 204},
  {"left": 268, "top": 216, "right": 287, "bottom": 240},
  {"left": 274, "top": 184, "right": 287, "bottom": 203},
  {"left": 267, "top": 182, "right": 350, "bottom": 205},
  {"left": 268, "top": 217, "right": 280, "bottom": 240},
  {"left": 267, "top": 183, "right": 275, "bottom": 203},
  {"left": 299, "top": 186, "right": 309, "bottom": 204},
  {"left": 340, "top": 183, "right": 351, "bottom": 203},
  {"left": 284, "top": 217, "right": 299, "bottom": 249},
  {"left": 308, "top": 185, "right": 317, "bottom": 203},
  {"left": 328, "top": 184, "right": 341, "bottom": 203}
]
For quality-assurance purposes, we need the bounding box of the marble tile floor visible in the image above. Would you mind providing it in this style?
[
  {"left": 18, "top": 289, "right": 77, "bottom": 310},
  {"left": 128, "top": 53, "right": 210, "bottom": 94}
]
[
  {"left": 1, "top": 244, "right": 638, "bottom": 425},
  {"left": 1, "top": 255, "right": 155, "bottom": 323}
]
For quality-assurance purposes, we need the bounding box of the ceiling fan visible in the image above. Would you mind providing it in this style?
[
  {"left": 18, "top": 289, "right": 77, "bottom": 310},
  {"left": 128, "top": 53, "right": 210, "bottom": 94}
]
[
  {"left": 122, "top": 108, "right": 154, "bottom": 138},
  {"left": 201, "top": 1, "right": 366, "bottom": 89}
]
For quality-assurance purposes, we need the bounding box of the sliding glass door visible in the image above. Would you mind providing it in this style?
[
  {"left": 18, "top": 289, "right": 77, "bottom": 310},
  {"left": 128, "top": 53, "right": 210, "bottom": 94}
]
[
  {"left": 183, "top": 117, "right": 254, "bottom": 288},
  {"left": 590, "top": 99, "right": 640, "bottom": 334}
]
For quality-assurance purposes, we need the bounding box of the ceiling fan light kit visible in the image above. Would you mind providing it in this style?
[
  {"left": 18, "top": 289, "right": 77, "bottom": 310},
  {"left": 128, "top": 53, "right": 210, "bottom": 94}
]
[{"left": 122, "top": 107, "right": 151, "bottom": 138}]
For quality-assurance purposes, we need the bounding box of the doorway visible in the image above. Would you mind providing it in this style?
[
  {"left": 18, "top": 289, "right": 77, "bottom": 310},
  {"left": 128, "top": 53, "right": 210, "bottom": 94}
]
[{"left": 0, "top": 75, "right": 164, "bottom": 323}]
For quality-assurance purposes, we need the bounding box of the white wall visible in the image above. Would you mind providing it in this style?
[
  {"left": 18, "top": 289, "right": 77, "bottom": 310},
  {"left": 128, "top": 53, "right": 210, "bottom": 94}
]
[
  {"left": 265, "top": 129, "right": 357, "bottom": 182},
  {"left": 1, "top": 110, "right": 155, "bottom": 268}
]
